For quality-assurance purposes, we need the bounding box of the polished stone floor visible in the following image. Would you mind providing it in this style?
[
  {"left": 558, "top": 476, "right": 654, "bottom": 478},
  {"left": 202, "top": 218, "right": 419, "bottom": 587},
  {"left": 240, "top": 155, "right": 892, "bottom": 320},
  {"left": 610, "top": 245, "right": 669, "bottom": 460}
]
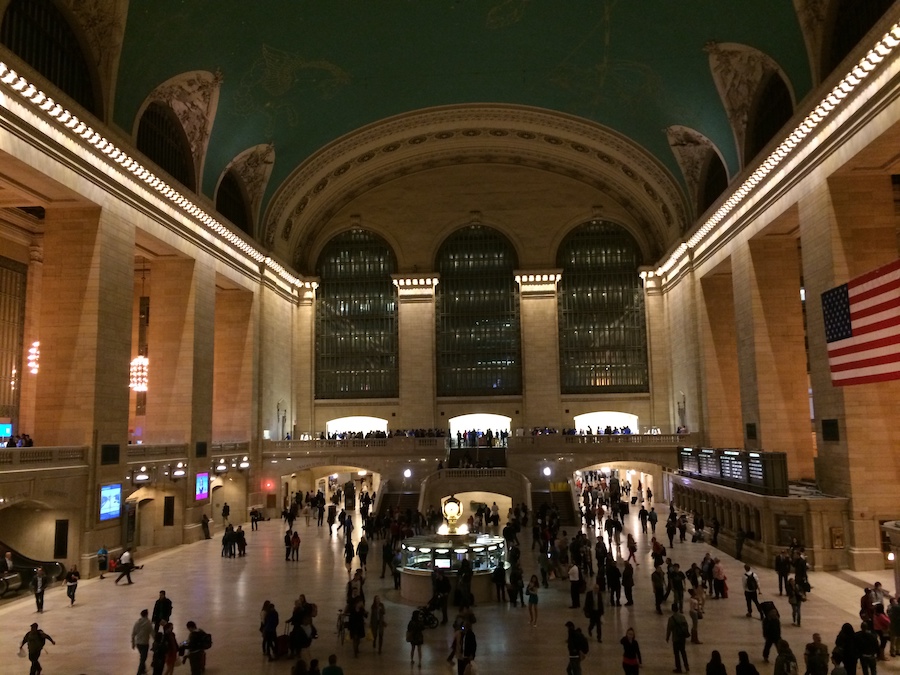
[{"left": 0, "top": 504, "right": 895, "bottom": 675}]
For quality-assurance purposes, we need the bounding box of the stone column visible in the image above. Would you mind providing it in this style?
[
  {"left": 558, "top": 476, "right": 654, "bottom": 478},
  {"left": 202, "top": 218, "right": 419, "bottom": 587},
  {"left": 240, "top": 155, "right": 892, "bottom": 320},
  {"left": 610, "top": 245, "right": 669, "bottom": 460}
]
[
  {"left": 36, "top": 207, "right": 132, "bottom": 448},
  {"left": 799, "top": 175, "right": 900, "bottom": 570},
  {"left": 294, "top": 281, "right": 315, "bottom": 437},
  {"left": 18, "top": 237, "right": 43, "bottom": 435},
  {"left": 144, "top": 257, "right": 215, "bottom": 449},
  {"left": 642, "top": 272, "right": 672, "bottom": 430},
  {"left": 732, "top": 238, "right": 814, "bottom": 479},
  {"left": 698, "top": 272, "right": 742, "bottom": 446},
  {"left": 213, "top": 288, "right": 254, "bottom": 442},
  {"left": 517, "top": 271, "right": 562, "bottom": 428},
  {"left": 394, "top": 275, "right": 438, "bottom": 429}
]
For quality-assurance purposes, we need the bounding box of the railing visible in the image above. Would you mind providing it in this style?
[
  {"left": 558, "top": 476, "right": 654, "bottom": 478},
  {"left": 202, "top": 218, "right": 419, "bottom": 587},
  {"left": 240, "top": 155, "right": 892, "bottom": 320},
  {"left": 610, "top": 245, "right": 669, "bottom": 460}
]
[
  {"left": 0, "top": 445, "right": 88, "bottom": 469},
  {"left": 269, "top": 436, "right": 448, "bottom": 451},
  {"left": 211, "top": 442, "right": 250, "bottom": 455},
  {"left": 439, "top": 468, "right": 508, "bottom": 479},
  {"left": 508, "top": 433, "right": 696, "bottom": 448},
  {"left": 125, "top": 444, "right": 189, "bottom": 460}
]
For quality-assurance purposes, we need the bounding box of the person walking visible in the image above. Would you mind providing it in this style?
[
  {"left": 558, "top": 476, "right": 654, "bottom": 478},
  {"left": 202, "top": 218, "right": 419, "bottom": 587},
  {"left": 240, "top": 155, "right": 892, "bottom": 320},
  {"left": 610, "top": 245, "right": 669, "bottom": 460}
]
[
  {"left": 620, "top": 627, "right": 643, "bottom": 675},
  {"left": 284, "top": 529, "right": 293, "bottom": 561},
  {"left": 774, "top": 640, "right": 799, "bottom": 675},
  {"left": 569, "top": 561, "right": 583, "bottom": 609},
  {"left": 64, "top": 564, "right": 80, "bottom": 606},
  {"left": 652, "top": 565, "right": 668, "bottom": 615},
  {"left": 370, "top": 595, "right": 386, "bottom": 654},
  {"left": 116, "top": 548, "right": 136, "bottom": 584},
  {"left": 221, "top": 502, "right": 230, "bottom": 524},
  {"left": 623, "top": 561, "right": 636, "bottom": 606},
  {"left": 566, "top": 621, "right": 589, "bottom": 675},
  {"left": 584, "top": 582, "right": 604, "bottom": 642},
  {"left": 805, "top": 633, "right": 831, "bottom": 675},
  {"left": 666, "top": 602, "right": 691, "bottom": 673},
  {"left": 291, "top": 530, "right": 301, "bottom": 561},
  {"left": 743, "top": 564, "right": 763, "bottom": 618},
  {"left": 786, "top": 576, "right": 804, "bottom": 626},
  {"left": 707, "top": 650, "right": 727, "bottom": 675},
  {"left": 775, "top": 550, "right": 792, "bottom": 595},
  {"left": 181, "top": 621, "right": 210, "bottom": 675},
  {"left": 688, "top": 588, "right": 703, "bottom": 644},
  {"left": 453, "top": 622, "right": 477, "bottom": 675},
  {"left": 406, "top": 610, "right": 425, "bottom": 666},
  {"left": 29, "top": 566, "right": 48, "bottom": 613},
  {"left": 526, "top": 574, "right": 540, "bottom": 626},
  {"left": 153, "top": 590, "right": 174, "bottom": 632},
  {"left": 20, "top": 622, "right": 55, "bottom": 675},
  {"left": 132, "top": 608, "right": 154, "bottom": 675},
  {"left": 347, "top": 597, "right": 367, "bottom": 658},
  {"left": 263, "top": 601, "right": 279, "bottom": 661},
  {"left": 736, "top": 651, "right": 760, "bottom": 675},
  {"left": 763, "top": 606, "right": 783, "bottom": 663}
]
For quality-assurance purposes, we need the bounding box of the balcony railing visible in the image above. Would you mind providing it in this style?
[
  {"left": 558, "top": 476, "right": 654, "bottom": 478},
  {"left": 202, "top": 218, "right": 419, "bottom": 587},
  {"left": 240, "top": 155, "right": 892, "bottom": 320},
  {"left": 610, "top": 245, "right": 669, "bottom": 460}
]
[
  {"left": 0, "top": 446, "right": 88, "bottom": 469},
  {"left": 125, "top": 444, "right": 189, "bottom": 461}
]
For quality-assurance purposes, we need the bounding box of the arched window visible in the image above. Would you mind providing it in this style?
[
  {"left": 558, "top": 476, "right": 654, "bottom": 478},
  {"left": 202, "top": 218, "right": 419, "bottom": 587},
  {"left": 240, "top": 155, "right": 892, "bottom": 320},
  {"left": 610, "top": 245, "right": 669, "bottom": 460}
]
[
  {"left": 315, "top": 229, "right": 398, "bottom": 399},
  {"left": 216, "top": 170, "right": 252, "bottom": 236},
  {"left": 744, "top": 72, "right": 793, "bottom": 165},
  {"left": 557, "top": 221, "right": 648, "bottom": 394},
  {"left": 436, "top": 225, "right": 521, "bottom": 396},
  {"left": 698, "top": 150, "right": 728, "bottom": 215},
  {"left": 136, "top": 102, "right": 196, "bottom": 192},
  {"left": 0, "top": 0, "right": 98, "bottom": 115},
  {"left": 823, "top": 0, "right": 894, "bottom": 78}
]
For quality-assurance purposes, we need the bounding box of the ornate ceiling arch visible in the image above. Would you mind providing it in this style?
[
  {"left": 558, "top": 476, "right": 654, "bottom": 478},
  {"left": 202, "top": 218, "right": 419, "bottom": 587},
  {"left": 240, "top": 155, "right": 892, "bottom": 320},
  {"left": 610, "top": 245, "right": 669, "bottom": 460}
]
[{"left": 263, "top": 104, "right": 690, "bottom": 270}]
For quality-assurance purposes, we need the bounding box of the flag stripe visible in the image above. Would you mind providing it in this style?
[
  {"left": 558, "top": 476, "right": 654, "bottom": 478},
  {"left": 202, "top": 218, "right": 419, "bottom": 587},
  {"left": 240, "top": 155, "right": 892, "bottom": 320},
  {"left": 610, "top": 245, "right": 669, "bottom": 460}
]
[
  {"left": 827, "top": 330, "right": 900, "bottom": 360},
  {"left": 822, "top": 258, "right": 900, "bottom": 386}
]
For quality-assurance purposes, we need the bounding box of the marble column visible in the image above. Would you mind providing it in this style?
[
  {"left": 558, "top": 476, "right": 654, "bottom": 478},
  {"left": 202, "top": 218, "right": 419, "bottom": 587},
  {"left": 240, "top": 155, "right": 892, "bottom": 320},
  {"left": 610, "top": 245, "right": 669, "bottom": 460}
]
[
  {"left": 517, "top": 271, "right": 562, "bottom": 428},
  {"left": 394, "top": 275, "right": 438, "bottom": 429}
]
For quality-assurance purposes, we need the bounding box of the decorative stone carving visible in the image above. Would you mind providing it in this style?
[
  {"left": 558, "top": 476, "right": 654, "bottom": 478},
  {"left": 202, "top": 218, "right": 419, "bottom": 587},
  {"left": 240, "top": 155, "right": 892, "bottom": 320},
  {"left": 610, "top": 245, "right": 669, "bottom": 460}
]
[
  {"left": 704, "top": 42, "right": 786, "bottom": 166},
  {"left": 223, "top": 143, "right": 275, "bottom": 230},
  {"left": 143, "top": 70, "right": 223, "bottom": 184},
  {"left": 793, "top": 0, "right": 830, "bottom": 84},
  {"left": 264, "top": 105, "right": 690, "bottom": 269},
  {"left": 666, "top": 125, "right": 723, "bottom": 218},
  {"left": 60, "top": 0, "right": 128, "bottom": 119}
]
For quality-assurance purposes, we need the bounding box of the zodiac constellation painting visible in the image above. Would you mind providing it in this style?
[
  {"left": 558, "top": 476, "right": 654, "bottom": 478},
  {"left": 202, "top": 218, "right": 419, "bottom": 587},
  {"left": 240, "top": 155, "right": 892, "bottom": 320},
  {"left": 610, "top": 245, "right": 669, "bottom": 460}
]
[{"left": 233, "top": 44, "right": 350, "bottom": 131}]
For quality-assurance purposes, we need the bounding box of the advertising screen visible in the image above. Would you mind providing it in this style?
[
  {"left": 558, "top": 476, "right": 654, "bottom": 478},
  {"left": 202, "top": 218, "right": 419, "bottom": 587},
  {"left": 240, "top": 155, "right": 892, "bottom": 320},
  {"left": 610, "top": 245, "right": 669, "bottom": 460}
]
[
  {"left": 99, "top": 483, "right": 122, "bottom": 521},
  {"left": 195, "top": 472, "right": 209, "bottom": 501}
]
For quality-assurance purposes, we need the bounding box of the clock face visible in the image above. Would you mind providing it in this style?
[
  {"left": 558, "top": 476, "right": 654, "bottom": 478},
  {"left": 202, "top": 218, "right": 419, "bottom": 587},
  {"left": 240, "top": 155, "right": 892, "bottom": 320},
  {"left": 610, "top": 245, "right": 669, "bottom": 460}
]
[{"left": 444, "top": 500, "right": 460, "bottom": 518}]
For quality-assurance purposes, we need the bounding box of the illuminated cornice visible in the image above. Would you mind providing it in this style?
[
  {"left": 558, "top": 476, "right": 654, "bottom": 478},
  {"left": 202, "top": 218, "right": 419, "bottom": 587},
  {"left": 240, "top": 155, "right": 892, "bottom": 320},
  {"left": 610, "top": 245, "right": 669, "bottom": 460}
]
[
  {"left": 0, "top": 61, "right": 302, "bottom": 288},
  {"left": 654, "top": 22, "right": 900, "bottom": 281}
]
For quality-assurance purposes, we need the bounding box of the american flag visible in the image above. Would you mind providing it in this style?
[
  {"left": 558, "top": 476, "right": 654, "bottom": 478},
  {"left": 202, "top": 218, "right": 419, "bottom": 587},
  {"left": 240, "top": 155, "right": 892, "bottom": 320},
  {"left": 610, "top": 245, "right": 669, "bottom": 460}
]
[{"left": 822, "top": 259, "right": 900, "bottom": 386}]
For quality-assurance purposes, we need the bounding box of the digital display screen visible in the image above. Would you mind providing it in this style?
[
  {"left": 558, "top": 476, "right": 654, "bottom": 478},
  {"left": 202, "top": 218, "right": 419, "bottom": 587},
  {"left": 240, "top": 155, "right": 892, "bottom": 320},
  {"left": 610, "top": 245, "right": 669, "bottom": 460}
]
[
  {"left": 0, "top": 424, "right": 12, "bottom": 437},
  {"left": 99, "top": 483, "right": 122, "bottom": 521},
  {"left": 434, "top": 558, "right": 451, "bottom": 569},
  {"left": 195, "top": 472, "right": 209, "bottom": 501}
]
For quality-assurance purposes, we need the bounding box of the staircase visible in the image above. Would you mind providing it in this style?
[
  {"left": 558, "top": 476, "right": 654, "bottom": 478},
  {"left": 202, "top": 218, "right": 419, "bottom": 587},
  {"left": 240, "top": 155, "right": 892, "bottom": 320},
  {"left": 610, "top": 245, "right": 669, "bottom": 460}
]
[
  {"left": 378, "top": 492, "right": 420, "bottom": 518},
  {"left": 531, "top": 490, "right": 580, "bottom": 526}
]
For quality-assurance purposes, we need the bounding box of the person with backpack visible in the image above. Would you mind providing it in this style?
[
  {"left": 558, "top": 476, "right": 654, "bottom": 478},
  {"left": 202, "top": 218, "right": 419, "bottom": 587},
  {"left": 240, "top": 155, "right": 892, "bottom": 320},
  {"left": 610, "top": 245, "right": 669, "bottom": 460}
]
[
  {"left": 743, "top": 564, "right": 763, "bottom": 618},
  {"left": 805, "top": 633, "right": 831, "bottom": 675},
  {"left": 666, "top": 602, "right": 691, "bottom": 673},
  {"left": 774, "top": 639, "right": 799, "bottom": 675},
  {"left": 181, "top": 621, "right": 211, "bottom": 675},
  {"left": 565, "top": 621, "right": 588, "bottom": 675}
]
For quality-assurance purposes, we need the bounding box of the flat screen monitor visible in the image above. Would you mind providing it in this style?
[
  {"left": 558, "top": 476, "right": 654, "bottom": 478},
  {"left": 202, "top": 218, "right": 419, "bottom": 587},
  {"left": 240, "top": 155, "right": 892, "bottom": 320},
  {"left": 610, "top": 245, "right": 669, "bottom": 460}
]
[
  {"left": 99, "top": 483, "right": 122, "bottom": 521},
  {"left": 0, "top": 424, "right": 12, "bottom": 438},
  {"left": 195, "top": 472, "right": 209, "bottom": 501},
  {"left": 434, "top": 558, "right": 451, "bottom": 569}
]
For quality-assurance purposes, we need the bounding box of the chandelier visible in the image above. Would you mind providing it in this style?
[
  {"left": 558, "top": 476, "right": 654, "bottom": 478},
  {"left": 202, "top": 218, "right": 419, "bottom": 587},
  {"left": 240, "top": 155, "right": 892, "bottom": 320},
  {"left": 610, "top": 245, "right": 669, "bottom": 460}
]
[{"left": 129, "top": 355, "right": 149, "bottom": 391}]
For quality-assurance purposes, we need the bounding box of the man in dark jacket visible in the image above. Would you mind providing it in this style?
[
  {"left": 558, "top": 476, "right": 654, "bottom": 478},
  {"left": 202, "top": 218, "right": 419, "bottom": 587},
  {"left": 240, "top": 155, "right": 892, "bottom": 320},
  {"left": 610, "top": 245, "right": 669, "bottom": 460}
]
[
  {"left": 454, "top": 623, "right": 477, "bottom": 675},
  {"left": 152, "top": 590, "right": 173, "bottom": 631},
  {"left": 583, "top": 583, "right": 604, "bottom": 642}
]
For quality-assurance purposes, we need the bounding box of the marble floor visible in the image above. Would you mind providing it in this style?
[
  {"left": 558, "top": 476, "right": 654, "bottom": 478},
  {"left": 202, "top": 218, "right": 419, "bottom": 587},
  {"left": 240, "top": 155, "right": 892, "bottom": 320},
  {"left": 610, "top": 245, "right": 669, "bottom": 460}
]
[{"left": 0, "top": 505, "right": 896, "bottom": 675}]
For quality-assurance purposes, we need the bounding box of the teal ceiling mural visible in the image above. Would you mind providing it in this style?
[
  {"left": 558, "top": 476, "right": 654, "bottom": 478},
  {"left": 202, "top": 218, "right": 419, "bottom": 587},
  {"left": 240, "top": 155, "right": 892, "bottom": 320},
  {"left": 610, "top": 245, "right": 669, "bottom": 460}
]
[{"left": 115, "top": 0, "right": 811, "bottom": 216}]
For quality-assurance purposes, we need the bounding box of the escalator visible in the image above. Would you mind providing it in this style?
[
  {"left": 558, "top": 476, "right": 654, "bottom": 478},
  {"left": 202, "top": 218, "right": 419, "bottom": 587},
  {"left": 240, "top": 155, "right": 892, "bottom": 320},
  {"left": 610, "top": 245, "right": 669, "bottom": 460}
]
[{"left": 0, "top": 540, "right": 64, "bottom": 596}]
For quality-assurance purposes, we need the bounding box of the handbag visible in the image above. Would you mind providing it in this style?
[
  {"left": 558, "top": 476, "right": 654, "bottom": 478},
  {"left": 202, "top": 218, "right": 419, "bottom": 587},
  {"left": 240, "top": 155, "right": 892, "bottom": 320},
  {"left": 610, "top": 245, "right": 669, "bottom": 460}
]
[
  {"left": 464, "top": 660, "right": 478, "bottom": 675},
  {"left": 405, "top": 630, "right": 413, "bottom": 643}
]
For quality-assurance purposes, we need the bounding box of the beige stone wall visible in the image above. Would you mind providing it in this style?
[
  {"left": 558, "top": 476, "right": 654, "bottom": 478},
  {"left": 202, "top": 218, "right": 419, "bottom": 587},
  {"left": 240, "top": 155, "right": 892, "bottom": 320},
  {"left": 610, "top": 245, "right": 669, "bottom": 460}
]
[
  {"left": 521, "top": 290, "right": 562, "bottom": 428},
  {"left": 397, "top": 293, "right": 436, "bottom": 429},
  {"left": 213, "top": 289, "right": 254, "bottom": 442}
]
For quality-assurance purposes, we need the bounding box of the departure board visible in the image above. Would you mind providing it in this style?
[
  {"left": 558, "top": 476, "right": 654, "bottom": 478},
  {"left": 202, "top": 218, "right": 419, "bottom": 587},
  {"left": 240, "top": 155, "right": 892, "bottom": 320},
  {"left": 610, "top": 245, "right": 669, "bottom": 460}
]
[{"left": 677, "top": 447, "right": 788, "bottom": 496}]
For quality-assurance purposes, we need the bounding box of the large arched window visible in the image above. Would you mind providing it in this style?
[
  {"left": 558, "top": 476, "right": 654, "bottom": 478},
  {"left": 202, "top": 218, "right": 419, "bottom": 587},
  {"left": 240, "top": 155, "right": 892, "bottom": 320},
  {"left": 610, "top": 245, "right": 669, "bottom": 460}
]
[
  {"left": 315, "top": 229, "right": 398, "bottom": 399},
  {"left": 698, "top": 150, "right": 728, "bottom": 215},
  {"left": 436, "top": 225, "right": 521, "bottom": 396},
  {"left": 216, "top": 169, "right": 252, "bottom": 236},
  {"left": 136, "top": 102, "right": 196, "bottom": 191},
  {"left": 744, "top": 72, "right": 793, "bottom": 165},
  {"left": 823, "top": 0, "right": 894, "bottom": 78},
  {"left": 0, "top": 0, "right": 98, "bottom": 115},
  {"left": 557, "top": 221, "right": 648, "bottom": 394}
]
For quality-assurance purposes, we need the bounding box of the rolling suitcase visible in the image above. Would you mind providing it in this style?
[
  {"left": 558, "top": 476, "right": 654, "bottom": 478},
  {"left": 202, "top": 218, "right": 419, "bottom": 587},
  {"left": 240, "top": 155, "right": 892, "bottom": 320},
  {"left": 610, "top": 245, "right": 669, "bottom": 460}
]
[{"left": 275, "top": 624, "right": 291, "bottom": 659}]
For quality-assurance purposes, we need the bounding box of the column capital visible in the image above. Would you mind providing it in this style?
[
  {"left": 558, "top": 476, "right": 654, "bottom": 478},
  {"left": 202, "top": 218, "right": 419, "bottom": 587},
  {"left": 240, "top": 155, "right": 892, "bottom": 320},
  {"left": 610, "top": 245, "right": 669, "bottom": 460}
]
[
  {"left": 515, "top": 269, "right": 561, "bottom": 297},
  {"left": 392, "top": 273, "right": 438, "bottom": 302}
]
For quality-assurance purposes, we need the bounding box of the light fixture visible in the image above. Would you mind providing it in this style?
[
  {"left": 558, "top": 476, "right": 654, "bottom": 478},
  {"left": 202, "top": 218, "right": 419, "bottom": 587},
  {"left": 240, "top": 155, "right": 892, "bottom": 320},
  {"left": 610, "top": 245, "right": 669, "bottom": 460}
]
[
  {"left": 27, "top": 341, "right": 39, "bottom": 374},
  {"left": 403, "top": 469, "right": 412, "bottom": 478},
  {"left": 172, "top": 462, "right": 186, "bottom": 479},
  {"left": 239, "top": 456, "right": 250, "bottom": 469},
  {"left": 442, "top": 495, "right": 463, "bottom": 533},
  {"left": 129, "top": 355, "right": 149, "bottom": 391},
  {"left": 542, "top": 467, "right": 551, "bottom": 477},
  {"left": 133, "top": 465, "right": 150, "bottom": 483},
  {"left": 889, "top": 552, "right": 895, "bottom": 562},
  {"left": 215, "top": 459, "right": 227, "bottom": 473},
  {"left": 357, "top": 469, "right": 367, "bottom": 477}
]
